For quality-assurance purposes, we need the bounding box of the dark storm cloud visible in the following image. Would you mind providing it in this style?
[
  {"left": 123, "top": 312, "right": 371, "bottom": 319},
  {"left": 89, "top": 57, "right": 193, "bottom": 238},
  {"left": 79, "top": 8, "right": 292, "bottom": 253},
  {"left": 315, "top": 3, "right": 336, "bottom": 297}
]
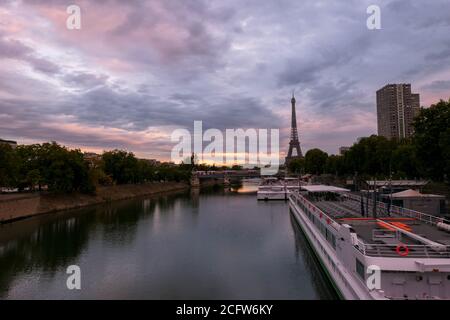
[
  {"left": 422, "top": 80, "right": 450, "bottom": 92},
  {"left": 62, "top": 72, "right": 109, "bottom": 89},
  {"left": 61, "top": 86, "right": 280, "bottom": 131},
  {"left": 0, "top": 35, "right": 60, "bottom": 75}
]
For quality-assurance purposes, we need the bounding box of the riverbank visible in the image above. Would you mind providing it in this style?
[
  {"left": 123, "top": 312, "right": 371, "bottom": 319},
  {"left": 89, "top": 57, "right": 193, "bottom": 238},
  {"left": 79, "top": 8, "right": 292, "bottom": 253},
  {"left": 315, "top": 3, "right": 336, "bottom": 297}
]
[{"left": 0, "top": 182, "right": 189, "bottom": 224}]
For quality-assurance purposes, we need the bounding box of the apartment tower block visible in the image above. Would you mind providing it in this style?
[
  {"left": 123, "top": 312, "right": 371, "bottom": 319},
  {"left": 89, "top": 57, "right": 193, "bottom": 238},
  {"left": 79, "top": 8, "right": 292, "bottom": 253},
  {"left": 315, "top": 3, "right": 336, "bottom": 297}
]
[{"left": 376, "top": 84, "right": 420, "bottom": 139}]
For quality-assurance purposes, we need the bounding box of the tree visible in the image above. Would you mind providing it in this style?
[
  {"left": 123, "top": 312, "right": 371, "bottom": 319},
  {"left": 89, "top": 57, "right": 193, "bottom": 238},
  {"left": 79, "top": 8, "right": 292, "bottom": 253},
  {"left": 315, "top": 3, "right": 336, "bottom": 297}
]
[
  {"left": 37, "top": 142, "right": 93, "bottom": 193},
  {"left": 3, "top": 141, "right": 194, "bottom": 194},
  {"left": 392, "top": 143, "right": 419, "bottom": 178},
  {"left": 305, "top": 149, "right": 328, "bottom": 175},
  {"left": 137, "top": 160, "right": 157, "bottom": 182},
  {"left": 15, "top": 144, "right": 42, "bottom": 190},
  {"left": 89, "top": 167, "right": 113, "bottom": 186},
  {"left": 287, "top": 158, "right": 305, "bottom": 174},
  {"left": 325, "top": 155, "right": 345, "bottom": 176},
  {"left": 102, "top": 150, "right": 139, "bottom": 184},
  {"left": 413, "top": 99, "right": 450, "bottom": 183},
  {"left": 342, "top": 135, "right": 397, "bottom": 177},
  {"left": 0, "top": 144, "right": 19, "bottom": 188}
]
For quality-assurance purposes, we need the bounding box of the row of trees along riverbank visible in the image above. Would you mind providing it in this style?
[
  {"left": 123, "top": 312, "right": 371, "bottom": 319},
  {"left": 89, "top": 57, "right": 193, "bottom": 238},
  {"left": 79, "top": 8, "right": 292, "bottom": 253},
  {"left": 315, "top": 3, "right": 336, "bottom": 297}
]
[
  {"left": 0, "top": 145, "right": 192, "bottom": 194},
  {"left": 288, "top": 99, "right": 450, "bottom": 185}
]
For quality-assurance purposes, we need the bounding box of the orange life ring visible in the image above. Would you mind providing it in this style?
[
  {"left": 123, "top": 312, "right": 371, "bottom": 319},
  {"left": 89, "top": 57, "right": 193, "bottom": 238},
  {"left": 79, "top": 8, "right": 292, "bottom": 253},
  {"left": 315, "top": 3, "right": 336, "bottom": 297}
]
[{"left": 396, "top": 244, "right": 409, "bottom": 256}]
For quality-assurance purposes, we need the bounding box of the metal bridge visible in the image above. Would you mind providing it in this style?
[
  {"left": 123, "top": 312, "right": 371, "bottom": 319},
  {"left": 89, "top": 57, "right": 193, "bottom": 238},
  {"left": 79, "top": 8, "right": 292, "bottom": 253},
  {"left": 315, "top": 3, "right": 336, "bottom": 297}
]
[{"left": 195, "top": 169, "right": 261, "bottom": 179}]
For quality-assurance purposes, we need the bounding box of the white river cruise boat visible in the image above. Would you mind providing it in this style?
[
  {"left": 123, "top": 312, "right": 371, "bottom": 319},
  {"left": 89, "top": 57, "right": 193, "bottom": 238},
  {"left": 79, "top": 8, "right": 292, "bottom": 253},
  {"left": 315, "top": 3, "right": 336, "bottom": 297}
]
[
  {"left": 289, "top": 185, "right": 450, "bottom": 300},
  {"left": 257, "top": 178, "right": 304, "bottom": 201}
]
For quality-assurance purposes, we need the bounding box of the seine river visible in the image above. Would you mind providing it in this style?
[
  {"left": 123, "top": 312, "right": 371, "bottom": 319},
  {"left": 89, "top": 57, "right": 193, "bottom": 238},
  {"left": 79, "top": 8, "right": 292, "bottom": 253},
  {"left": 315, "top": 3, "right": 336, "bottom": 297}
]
[{"left": 0, "top": 183, "right": 337, "bottom": 299}]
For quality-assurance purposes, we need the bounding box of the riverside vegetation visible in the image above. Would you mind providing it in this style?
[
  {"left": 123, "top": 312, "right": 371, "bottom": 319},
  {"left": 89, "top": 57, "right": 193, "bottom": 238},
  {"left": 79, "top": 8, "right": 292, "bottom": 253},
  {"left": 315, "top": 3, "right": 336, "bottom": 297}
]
[{"left": 0, "top": 146, "right": 192, "bottom": 194}]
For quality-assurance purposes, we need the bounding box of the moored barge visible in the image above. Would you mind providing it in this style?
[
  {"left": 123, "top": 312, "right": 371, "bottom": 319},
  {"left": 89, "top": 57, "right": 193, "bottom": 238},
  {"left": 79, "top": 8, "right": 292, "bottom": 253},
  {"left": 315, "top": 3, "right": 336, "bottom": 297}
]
[{"left": 289, "top": 185, "right": 450, "bottom": 300}]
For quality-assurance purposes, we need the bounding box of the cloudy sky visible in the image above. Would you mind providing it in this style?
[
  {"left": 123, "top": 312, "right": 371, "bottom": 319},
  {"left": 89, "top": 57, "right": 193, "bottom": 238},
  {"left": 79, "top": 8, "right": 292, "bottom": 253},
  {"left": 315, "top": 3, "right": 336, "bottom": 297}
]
[{"left": 1, "top": 0, "right": 450, "bottom": 162}]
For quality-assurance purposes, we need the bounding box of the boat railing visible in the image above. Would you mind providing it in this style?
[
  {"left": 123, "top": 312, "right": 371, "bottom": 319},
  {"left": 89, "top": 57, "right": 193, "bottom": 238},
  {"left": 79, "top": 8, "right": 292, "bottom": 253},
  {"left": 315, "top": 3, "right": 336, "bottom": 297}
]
[
  {"left": 345, "top": 193, "right": 450, "bottom": 226},
  {"left": 389, "top": 205, "right": 450, "bottom": 226},
  {"left": 354, "top": 240, "right": 450, "bottom": 258},
  {"left": 290, "top": 191, "right": 339, "bottom": 230}
]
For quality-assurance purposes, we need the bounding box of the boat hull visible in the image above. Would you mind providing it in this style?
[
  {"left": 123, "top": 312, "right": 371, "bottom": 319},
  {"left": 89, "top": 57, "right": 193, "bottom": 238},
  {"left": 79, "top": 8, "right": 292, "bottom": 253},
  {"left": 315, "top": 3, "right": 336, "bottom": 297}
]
[
  {"left": 257, "top": 191, "right": 288, "bottom": 201},
  {"left": 289, "top": 197, "right": 376, "bottom": 300}
]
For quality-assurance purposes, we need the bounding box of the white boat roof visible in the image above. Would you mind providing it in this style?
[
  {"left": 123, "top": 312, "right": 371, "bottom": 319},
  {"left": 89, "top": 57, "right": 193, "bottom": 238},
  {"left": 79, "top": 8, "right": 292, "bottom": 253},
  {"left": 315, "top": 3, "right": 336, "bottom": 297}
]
[
  {"left": 301, "top": 185, "right": 350, "bottom": 193},
  {"left": 390, "top": 189, "right": 444, "bottom": 198}
]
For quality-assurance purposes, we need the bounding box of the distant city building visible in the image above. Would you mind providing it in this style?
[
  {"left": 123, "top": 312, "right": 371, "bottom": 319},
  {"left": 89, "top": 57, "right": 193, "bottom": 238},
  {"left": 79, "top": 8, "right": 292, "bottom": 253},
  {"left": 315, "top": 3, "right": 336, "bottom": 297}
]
[
  {"left": 83, "top": 152, "right": 102, "bottom": 167},
  {"left": 339, "top": 146, "right": 350, "bottom": 155},
  {"left": 376, "top": 84, "right": 420, "bottom": 139},
  {"left": 0, "top": 138, "right": 17, "bottom": 149},
  {"left": 140, "top": 158, "right": 161, "bottom": 166}
]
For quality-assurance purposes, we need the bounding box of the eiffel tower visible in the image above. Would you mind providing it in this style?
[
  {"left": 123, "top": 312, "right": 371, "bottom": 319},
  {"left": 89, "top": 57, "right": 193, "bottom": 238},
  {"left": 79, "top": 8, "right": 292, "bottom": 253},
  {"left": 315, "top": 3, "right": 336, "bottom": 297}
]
[{"left": 285, "top": 93, "right": 303, "bottom": 165}]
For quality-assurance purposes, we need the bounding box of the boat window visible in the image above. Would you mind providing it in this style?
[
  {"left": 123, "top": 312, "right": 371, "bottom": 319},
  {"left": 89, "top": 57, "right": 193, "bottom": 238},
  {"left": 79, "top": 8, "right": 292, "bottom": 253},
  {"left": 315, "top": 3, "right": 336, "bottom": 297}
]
[{"left": 356, "top": 259, "right": 365, "bottom": 280}]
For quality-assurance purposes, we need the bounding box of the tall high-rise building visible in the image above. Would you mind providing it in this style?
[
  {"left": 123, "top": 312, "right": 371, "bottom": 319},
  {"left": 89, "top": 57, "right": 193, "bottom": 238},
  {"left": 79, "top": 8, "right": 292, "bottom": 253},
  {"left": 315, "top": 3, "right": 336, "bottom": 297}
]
[{"left": 376, "top": 84, "right": 420, "bottom": 139}]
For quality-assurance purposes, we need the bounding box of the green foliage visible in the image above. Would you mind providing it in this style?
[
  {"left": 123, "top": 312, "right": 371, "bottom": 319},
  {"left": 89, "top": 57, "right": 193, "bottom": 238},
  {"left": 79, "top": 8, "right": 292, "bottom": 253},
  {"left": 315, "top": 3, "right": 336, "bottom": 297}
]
[
  {"left": 413, "top": 99, "right": 450, "bottom": 183},
  {"left": 154, "top": 164, "right": 190, "bottom": 182},
  {"left": 91, "top": 168, "right": 114, "bottom": 186},
  {"left": 1, "top": 143, "right": 191, "bottom": 194},
  {"left": 305, "top": 149, "right": 328, "bottom": 175},
  {"left": 39, "top": 143, "right": 93, "bottom": 193},
  {"left": 102, "top": 150, "right": 139, "bottom": 184},
  {"left": 392, "top": 142, "right": 419, "bottom": 178},
  {"left": 137, "top": 160, "right": 156, "bottom": 183},
  {"left": 15, "top": 144, "right": 43, "bottom": 190},
  {"left": 8, "top": 142, "right": 94, "bottom": 193},
  {"left": 325, "top": 155, "right": 345, "bottom": 176},
  {"left": 342, "top": 135, "right": 396, "bottom": 176},
  {"left": 102, "top": 150, "right": 191, "bottom": 185},
  {"left": 0, "top": 144, "right": 19, "bottom": 187},
  {"left": 287, "top": 158, "right": 305, "bottom": 174}
]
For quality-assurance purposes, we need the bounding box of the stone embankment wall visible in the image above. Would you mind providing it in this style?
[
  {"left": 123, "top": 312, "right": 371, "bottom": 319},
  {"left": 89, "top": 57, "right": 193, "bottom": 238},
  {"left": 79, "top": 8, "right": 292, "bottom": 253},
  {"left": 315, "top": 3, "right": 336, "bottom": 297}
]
[{"left": 0, "top": 182, "right": 188, "bottom": 224}]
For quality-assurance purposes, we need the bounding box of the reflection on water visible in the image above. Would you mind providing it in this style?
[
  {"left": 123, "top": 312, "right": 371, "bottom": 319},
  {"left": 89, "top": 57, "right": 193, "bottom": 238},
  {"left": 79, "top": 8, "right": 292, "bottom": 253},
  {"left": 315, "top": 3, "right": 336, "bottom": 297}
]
[
  {"left": 0, "top": 184, "right": 335, "bottom": 299},
  {"left": 231, "top": 179, "right": 260, "bottom": 193}
]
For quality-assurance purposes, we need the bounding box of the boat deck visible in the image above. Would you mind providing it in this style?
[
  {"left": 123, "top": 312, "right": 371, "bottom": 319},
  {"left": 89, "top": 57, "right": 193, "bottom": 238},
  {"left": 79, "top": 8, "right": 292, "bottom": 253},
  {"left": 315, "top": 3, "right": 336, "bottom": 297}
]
[
  {"left": 304, "top": 193, "right": 450, "bottom": 246},
  {"left": 339, "top": 219, "right": 450, "bottom": 246}
]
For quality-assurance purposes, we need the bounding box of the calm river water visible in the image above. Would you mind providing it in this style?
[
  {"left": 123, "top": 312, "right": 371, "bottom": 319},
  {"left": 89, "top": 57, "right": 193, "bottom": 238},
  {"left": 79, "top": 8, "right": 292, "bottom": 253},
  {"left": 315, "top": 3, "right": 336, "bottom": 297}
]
[{"left": 0, "top": 184, "right": 337, "bottom": 299}]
